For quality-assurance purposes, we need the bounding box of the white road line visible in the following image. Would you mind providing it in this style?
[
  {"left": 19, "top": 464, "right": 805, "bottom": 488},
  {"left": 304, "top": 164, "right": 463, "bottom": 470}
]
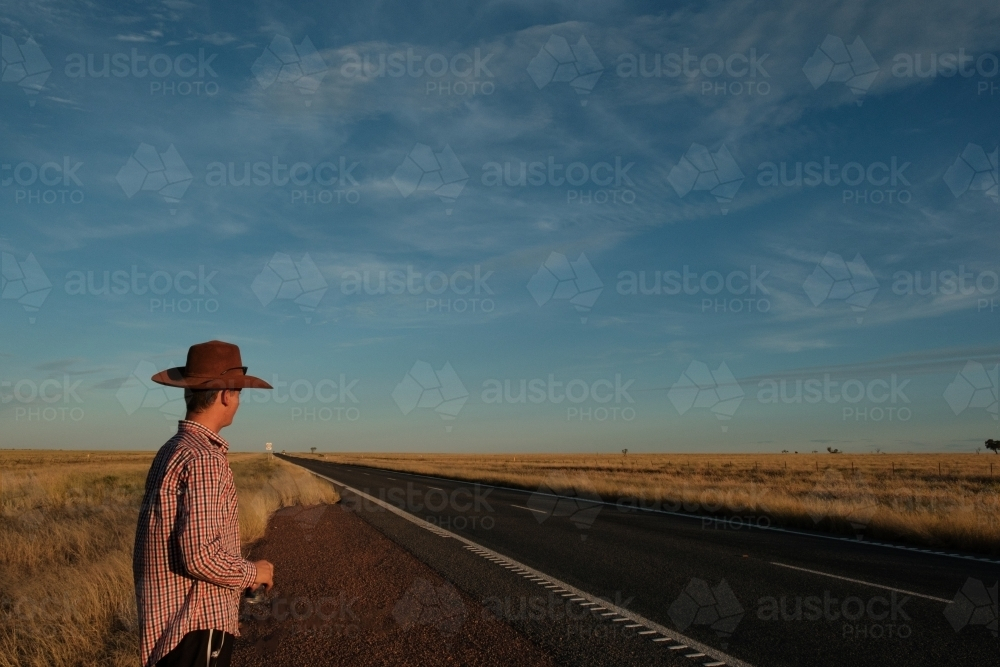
[
  {"left": 769, "top": 562, "right": 955, "bottom": 603},
  {"left": 299, "top": 465, "right": 755, "bottom": 667},
  {"left": 327, "top": 462, "right": 999, "bottom": 566},
  {"left": 639, "top": 630, "right": 657, "bottom": 635},
  {"left": 510, "top": 504, "right": 547, "bottom": 514}
]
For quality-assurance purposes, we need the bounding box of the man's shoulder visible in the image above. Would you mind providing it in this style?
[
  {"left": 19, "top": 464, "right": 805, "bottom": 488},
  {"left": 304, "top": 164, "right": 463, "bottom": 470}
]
[{"left": 158, "top": 427, "right": 227, "bottom": 468}]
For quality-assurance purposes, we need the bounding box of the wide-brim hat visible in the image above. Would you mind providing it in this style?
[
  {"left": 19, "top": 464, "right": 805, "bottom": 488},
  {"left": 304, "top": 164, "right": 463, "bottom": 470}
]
[{"left": 151, "top": 340, "right": 273, "bottom": 390}]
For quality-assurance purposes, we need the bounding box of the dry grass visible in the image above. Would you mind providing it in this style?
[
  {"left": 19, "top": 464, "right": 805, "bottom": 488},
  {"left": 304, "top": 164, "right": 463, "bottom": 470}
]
[
  {"left": 0, "top": 450, "right": 338, "bottom": 667},
  {"left": 299, "top": 452, "right": 1000, "bottom": 556}
]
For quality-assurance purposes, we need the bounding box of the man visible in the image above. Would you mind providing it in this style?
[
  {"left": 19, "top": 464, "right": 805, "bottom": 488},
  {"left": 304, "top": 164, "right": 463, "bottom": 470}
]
[{"left": 134, "top": 341, "right": 275, "bottom": 667}]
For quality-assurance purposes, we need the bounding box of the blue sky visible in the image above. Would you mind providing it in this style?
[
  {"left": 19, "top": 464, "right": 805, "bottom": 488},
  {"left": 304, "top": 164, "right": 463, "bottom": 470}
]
[{"left": 0, "top": 0, "right": 997, "bottom": 452}]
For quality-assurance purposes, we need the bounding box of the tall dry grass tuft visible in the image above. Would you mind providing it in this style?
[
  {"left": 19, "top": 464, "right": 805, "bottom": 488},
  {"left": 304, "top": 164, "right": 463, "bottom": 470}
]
[
  {"left": 231, "top": 453, "right": 340, "bottom": 546},
  {"left": 0, "top": 451, "right": 338, "bottom": 667}
]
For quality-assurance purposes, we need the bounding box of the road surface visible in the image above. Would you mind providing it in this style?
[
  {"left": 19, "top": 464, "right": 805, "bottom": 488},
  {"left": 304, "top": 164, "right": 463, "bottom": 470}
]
[{"left": 281, "top": 456, "right": 999, "bottom": 667}]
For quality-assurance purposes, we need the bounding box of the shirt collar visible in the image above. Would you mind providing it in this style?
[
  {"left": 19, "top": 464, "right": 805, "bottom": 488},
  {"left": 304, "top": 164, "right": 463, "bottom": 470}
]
[{"left": 178, "top": 419, "right": 231, "bottom": 453}]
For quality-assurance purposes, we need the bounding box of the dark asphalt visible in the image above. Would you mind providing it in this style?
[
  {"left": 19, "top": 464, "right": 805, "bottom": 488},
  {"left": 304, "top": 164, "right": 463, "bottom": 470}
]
[{"left": 281, "top": 456, "right": 999, "bottom": 667}]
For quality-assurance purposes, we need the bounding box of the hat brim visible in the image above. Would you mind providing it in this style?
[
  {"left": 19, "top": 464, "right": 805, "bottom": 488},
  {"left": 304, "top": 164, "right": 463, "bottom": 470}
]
[{"left": 151, "top": 367, "right": 273, "bottom": 390}]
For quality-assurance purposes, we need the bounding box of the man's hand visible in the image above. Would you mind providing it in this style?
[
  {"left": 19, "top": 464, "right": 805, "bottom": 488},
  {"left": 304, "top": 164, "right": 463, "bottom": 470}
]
[{"left": 251, "top": 560, "right": 274, "bottom": 591}]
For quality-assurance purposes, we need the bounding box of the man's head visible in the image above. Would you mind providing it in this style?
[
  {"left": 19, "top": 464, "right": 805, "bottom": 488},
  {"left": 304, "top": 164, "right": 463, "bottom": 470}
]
[
  {"left": 184, "top": 388, "right": 242, "bottom": 429},
  {"left": 151, "top": 341, "right": 271, "bottom": 433}
]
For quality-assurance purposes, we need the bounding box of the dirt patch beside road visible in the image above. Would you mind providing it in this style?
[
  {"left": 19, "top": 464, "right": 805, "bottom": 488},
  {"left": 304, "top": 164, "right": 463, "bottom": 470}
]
[{"left": 233, "top": 502, "right": 556, "bottom": 666}]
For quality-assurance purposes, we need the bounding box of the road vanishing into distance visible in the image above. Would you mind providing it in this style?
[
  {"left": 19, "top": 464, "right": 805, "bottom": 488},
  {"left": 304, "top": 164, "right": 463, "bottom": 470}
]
[{"left": 281, "top": 456, "right": 998, "bottom": 667}]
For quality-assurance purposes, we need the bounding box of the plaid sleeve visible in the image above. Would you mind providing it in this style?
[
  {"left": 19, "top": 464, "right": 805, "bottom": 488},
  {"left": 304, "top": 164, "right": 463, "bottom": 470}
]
[{"left": 176, "top": 454, "right": 256, "bottom": 589}]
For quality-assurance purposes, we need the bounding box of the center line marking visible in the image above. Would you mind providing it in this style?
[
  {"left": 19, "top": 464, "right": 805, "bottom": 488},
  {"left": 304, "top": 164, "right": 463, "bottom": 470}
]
[
  {"left": 510, "top": 504, "right": 548, "bottom": 514},
  {"left": 770, "top": 562, "right": 954, "bottom": 603}
]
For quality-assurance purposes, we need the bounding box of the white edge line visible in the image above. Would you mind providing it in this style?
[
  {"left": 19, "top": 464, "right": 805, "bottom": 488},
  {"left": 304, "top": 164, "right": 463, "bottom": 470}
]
[
  {"left": 299, "top": 465, "right": 755, "bottom": 667},
  {"left": 769, "top": 562, "right": 955, "bottom": 604},
  {"left": 313, "top": 460, "right": 1000, "bottom": 566}
]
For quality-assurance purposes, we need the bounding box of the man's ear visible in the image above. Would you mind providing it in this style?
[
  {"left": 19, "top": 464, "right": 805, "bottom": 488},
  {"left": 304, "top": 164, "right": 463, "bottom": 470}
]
[{"left": 220, "top": 390, "right": 237, "bottom": 407}]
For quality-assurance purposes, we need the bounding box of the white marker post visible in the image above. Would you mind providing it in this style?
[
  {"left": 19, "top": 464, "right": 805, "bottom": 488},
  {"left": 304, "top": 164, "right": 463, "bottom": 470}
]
[{"left": 265, "top": 442, "right": 272, "bottom": 459}]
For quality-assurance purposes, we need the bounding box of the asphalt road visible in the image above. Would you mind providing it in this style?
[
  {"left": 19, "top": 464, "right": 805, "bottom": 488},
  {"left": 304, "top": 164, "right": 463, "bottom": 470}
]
[{"left": 280, "top": 456, "right": 999, "bottom": 667}]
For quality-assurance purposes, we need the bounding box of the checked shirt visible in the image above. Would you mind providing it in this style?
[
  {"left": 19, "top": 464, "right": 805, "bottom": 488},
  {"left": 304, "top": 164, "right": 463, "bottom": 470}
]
[{"left": 133, "top": 420, "right": 257, "bottom": 667}]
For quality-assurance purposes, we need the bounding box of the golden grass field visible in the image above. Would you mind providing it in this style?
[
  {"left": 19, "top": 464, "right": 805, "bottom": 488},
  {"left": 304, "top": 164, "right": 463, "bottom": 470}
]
[
  {"left": 298, "top": 452, "right": 1000, "bottom": 556},
  {"left": 0, "top": 451, "right": 338, "bottom": 667}
]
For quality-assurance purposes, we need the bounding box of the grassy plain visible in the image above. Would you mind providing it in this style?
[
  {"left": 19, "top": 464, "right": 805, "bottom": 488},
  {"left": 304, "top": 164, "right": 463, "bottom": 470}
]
[
  {"left": 0, "top": 451, "right": 338, "bottom": 667},
  {"left": 298, "top": 452, "right": 999, "bottom": 556}
]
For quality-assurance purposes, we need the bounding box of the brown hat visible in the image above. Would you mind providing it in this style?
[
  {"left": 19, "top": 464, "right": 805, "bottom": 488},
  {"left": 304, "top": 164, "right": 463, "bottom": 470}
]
[{"left": 151, "top": 340, "right": 273, "bottom": 390}]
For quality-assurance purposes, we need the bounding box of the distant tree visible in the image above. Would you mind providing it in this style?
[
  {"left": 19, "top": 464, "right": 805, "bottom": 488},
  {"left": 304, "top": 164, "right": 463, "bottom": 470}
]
[
  {"left": 827, "top": 446, "right": 842, "bottom": 454},
  {"left": 310, "top": 447, "right": 317, "bottom": 454},
  {"left": 781, "top": 449, "right": 789, "bottom": 454},
  {"left": 622, "top": 448, "right": 628, "bottom": 457},
  {"left": 986, "top": 439, "right": 1000, "bottom": 454}
]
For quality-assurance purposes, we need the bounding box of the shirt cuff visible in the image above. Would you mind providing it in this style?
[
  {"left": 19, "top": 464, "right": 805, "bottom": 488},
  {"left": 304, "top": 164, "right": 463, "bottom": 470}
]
[{"left": 241, "top": 560, "right": 257, "bottom": 590}]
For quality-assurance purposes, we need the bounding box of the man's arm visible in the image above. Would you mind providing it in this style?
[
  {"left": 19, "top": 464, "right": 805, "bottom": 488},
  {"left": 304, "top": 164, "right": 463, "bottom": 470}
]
[{"left": 176, "top": 454, "right": 257, "bottom": 590}]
